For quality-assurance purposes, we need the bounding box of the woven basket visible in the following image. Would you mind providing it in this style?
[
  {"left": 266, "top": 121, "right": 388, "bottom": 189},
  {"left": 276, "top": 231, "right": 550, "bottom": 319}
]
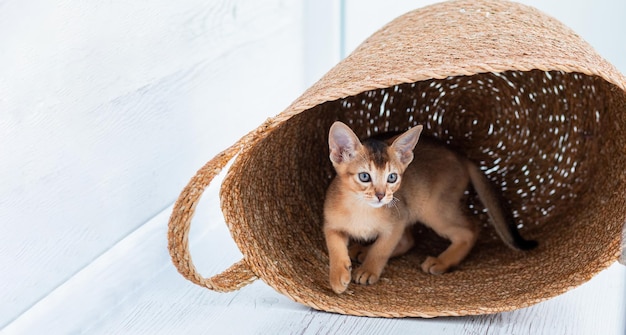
[{"left": 168, "top": 0, "right": 626, "bottom": 317}]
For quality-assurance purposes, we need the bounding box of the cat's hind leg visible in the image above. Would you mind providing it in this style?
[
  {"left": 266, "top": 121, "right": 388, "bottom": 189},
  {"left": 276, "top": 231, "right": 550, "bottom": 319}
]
[
  {"left": 348, "top": 243, "right": 369, "bottom": 263},
  {"left": 393, "top": 227, "right": 415, "bottom": 256},
  {"left": 420, "top": 216, "right": 478, "bottom": 275}
]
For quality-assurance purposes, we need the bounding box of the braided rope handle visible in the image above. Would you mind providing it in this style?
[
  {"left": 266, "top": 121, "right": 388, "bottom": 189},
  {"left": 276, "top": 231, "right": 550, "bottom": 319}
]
[{"left": 167, "top": 134, "right": 259, "bottom": 292}]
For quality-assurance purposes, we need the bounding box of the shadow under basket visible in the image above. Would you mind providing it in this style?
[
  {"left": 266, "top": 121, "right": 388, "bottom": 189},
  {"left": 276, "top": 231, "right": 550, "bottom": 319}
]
[{"left": 168, "top": 0, "right": 626, "bottom": 317}]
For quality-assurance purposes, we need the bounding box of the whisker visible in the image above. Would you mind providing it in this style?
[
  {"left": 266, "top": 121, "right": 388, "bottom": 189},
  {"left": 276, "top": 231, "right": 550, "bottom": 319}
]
[{"left": 386, "top": 196, "right": 401, "bottom": 216}]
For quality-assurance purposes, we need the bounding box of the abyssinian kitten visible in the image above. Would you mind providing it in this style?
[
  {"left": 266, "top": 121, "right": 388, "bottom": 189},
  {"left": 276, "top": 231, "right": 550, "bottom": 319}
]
[{"left": 323, "top": 121, "right": 537, "bottom": 294}]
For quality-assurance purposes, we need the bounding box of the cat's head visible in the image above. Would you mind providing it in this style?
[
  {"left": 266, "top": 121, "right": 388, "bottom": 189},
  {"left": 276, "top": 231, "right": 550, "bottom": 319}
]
[{"left": 328, "top": 121, "right": 422, "bottom": 208}]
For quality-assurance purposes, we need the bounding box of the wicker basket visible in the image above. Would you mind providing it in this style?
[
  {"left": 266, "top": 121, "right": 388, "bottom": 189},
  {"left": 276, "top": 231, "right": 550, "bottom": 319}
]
[{"left": 168, "top": 0, "right": 626, "bottom": 317}]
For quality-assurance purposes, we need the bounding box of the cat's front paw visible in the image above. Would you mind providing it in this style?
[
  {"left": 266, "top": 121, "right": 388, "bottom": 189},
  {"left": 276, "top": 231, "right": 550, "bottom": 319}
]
[
  {"left": 421, "top": 256, "right": 449, "bottom": 275},
  {"left": 329, "top": 260, "right": 352, "bottom": 294},
  {"left": 353, "top": 266, "right": 380, "bottom": 285}
]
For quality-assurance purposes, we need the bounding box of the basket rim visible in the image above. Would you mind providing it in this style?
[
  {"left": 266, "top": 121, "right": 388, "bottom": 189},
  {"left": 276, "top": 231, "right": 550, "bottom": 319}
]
[{"left": 279, "top": 0, "right": 626, "bottom": 122}]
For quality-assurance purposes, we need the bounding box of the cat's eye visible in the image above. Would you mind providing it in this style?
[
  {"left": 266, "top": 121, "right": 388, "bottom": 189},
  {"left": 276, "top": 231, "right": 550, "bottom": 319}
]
[
  {"left": 358, "top": 172, "right": 371, "bottom": 183},
  {"left": 387, "top": 173, "right": 398, "bottom": 183}
]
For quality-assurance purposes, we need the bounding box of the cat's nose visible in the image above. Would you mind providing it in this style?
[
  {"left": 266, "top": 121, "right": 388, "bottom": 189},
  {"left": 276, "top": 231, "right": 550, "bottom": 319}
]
[{"left": 375, "top": 192, "right": 385, "bottom": 201}]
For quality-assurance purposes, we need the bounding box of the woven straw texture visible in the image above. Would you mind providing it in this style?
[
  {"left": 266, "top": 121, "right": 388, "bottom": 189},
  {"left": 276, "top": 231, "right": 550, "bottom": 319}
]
[{"left": 168, "top": 0, "right": 626, "bottom": 317}]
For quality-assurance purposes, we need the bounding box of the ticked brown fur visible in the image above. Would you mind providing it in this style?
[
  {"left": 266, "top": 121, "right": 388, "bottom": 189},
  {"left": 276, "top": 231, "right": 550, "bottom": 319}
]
[{"left": 323, "top": 121, "right": 536, "bottom": 294}]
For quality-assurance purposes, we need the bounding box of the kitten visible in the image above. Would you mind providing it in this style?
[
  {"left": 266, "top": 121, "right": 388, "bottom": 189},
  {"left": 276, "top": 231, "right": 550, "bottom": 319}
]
[{"left": 323, "top": 121, "right": 537, "bottom": 294}]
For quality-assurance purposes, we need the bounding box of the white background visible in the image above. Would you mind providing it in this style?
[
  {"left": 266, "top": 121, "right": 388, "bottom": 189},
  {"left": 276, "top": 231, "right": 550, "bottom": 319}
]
[{"left": 1, "top": 0, "right": 625, "bottom": 334}]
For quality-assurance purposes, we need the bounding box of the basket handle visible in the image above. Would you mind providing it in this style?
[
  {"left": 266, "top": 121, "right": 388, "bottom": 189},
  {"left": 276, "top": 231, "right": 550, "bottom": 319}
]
[{"left": 167, "top": 129, "right": 263, "bottom": 291}]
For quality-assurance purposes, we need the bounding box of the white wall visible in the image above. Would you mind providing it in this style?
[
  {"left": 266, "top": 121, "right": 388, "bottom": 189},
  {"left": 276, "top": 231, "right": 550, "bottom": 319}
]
[
  {"left": 0, "top": 0, "right": 307, "bottom": 327},
  {"left": 303, "top": 0, "right": 343, "bottom": 85},
  {"left": 2, "top": 0, "right": 624, "bottom": 330}
]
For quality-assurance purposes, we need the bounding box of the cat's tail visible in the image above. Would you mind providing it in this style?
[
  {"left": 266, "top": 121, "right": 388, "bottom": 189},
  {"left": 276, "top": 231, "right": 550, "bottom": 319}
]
[{"left": 466, "top": 161, "right": 538, "bottom": 251}]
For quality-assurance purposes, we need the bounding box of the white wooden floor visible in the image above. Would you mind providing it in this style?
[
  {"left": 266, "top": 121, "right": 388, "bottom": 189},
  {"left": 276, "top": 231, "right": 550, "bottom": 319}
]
[{"left": 3, "top": 172, "right": 625, "bottom": 335}]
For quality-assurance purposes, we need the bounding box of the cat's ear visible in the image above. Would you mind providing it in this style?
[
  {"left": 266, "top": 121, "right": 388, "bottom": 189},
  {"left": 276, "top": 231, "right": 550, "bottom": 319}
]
[
  {"left": 391, "top": 125, "right": 423, "bottom": 165},
  {"left": 328, "top": 121, "right": 362, "bottom": 164}
]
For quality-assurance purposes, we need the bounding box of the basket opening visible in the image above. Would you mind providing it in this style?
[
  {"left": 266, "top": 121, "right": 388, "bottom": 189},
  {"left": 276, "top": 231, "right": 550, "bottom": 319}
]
[{"left": 221, "top": 69, "right": 626, "bottom": 316}]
